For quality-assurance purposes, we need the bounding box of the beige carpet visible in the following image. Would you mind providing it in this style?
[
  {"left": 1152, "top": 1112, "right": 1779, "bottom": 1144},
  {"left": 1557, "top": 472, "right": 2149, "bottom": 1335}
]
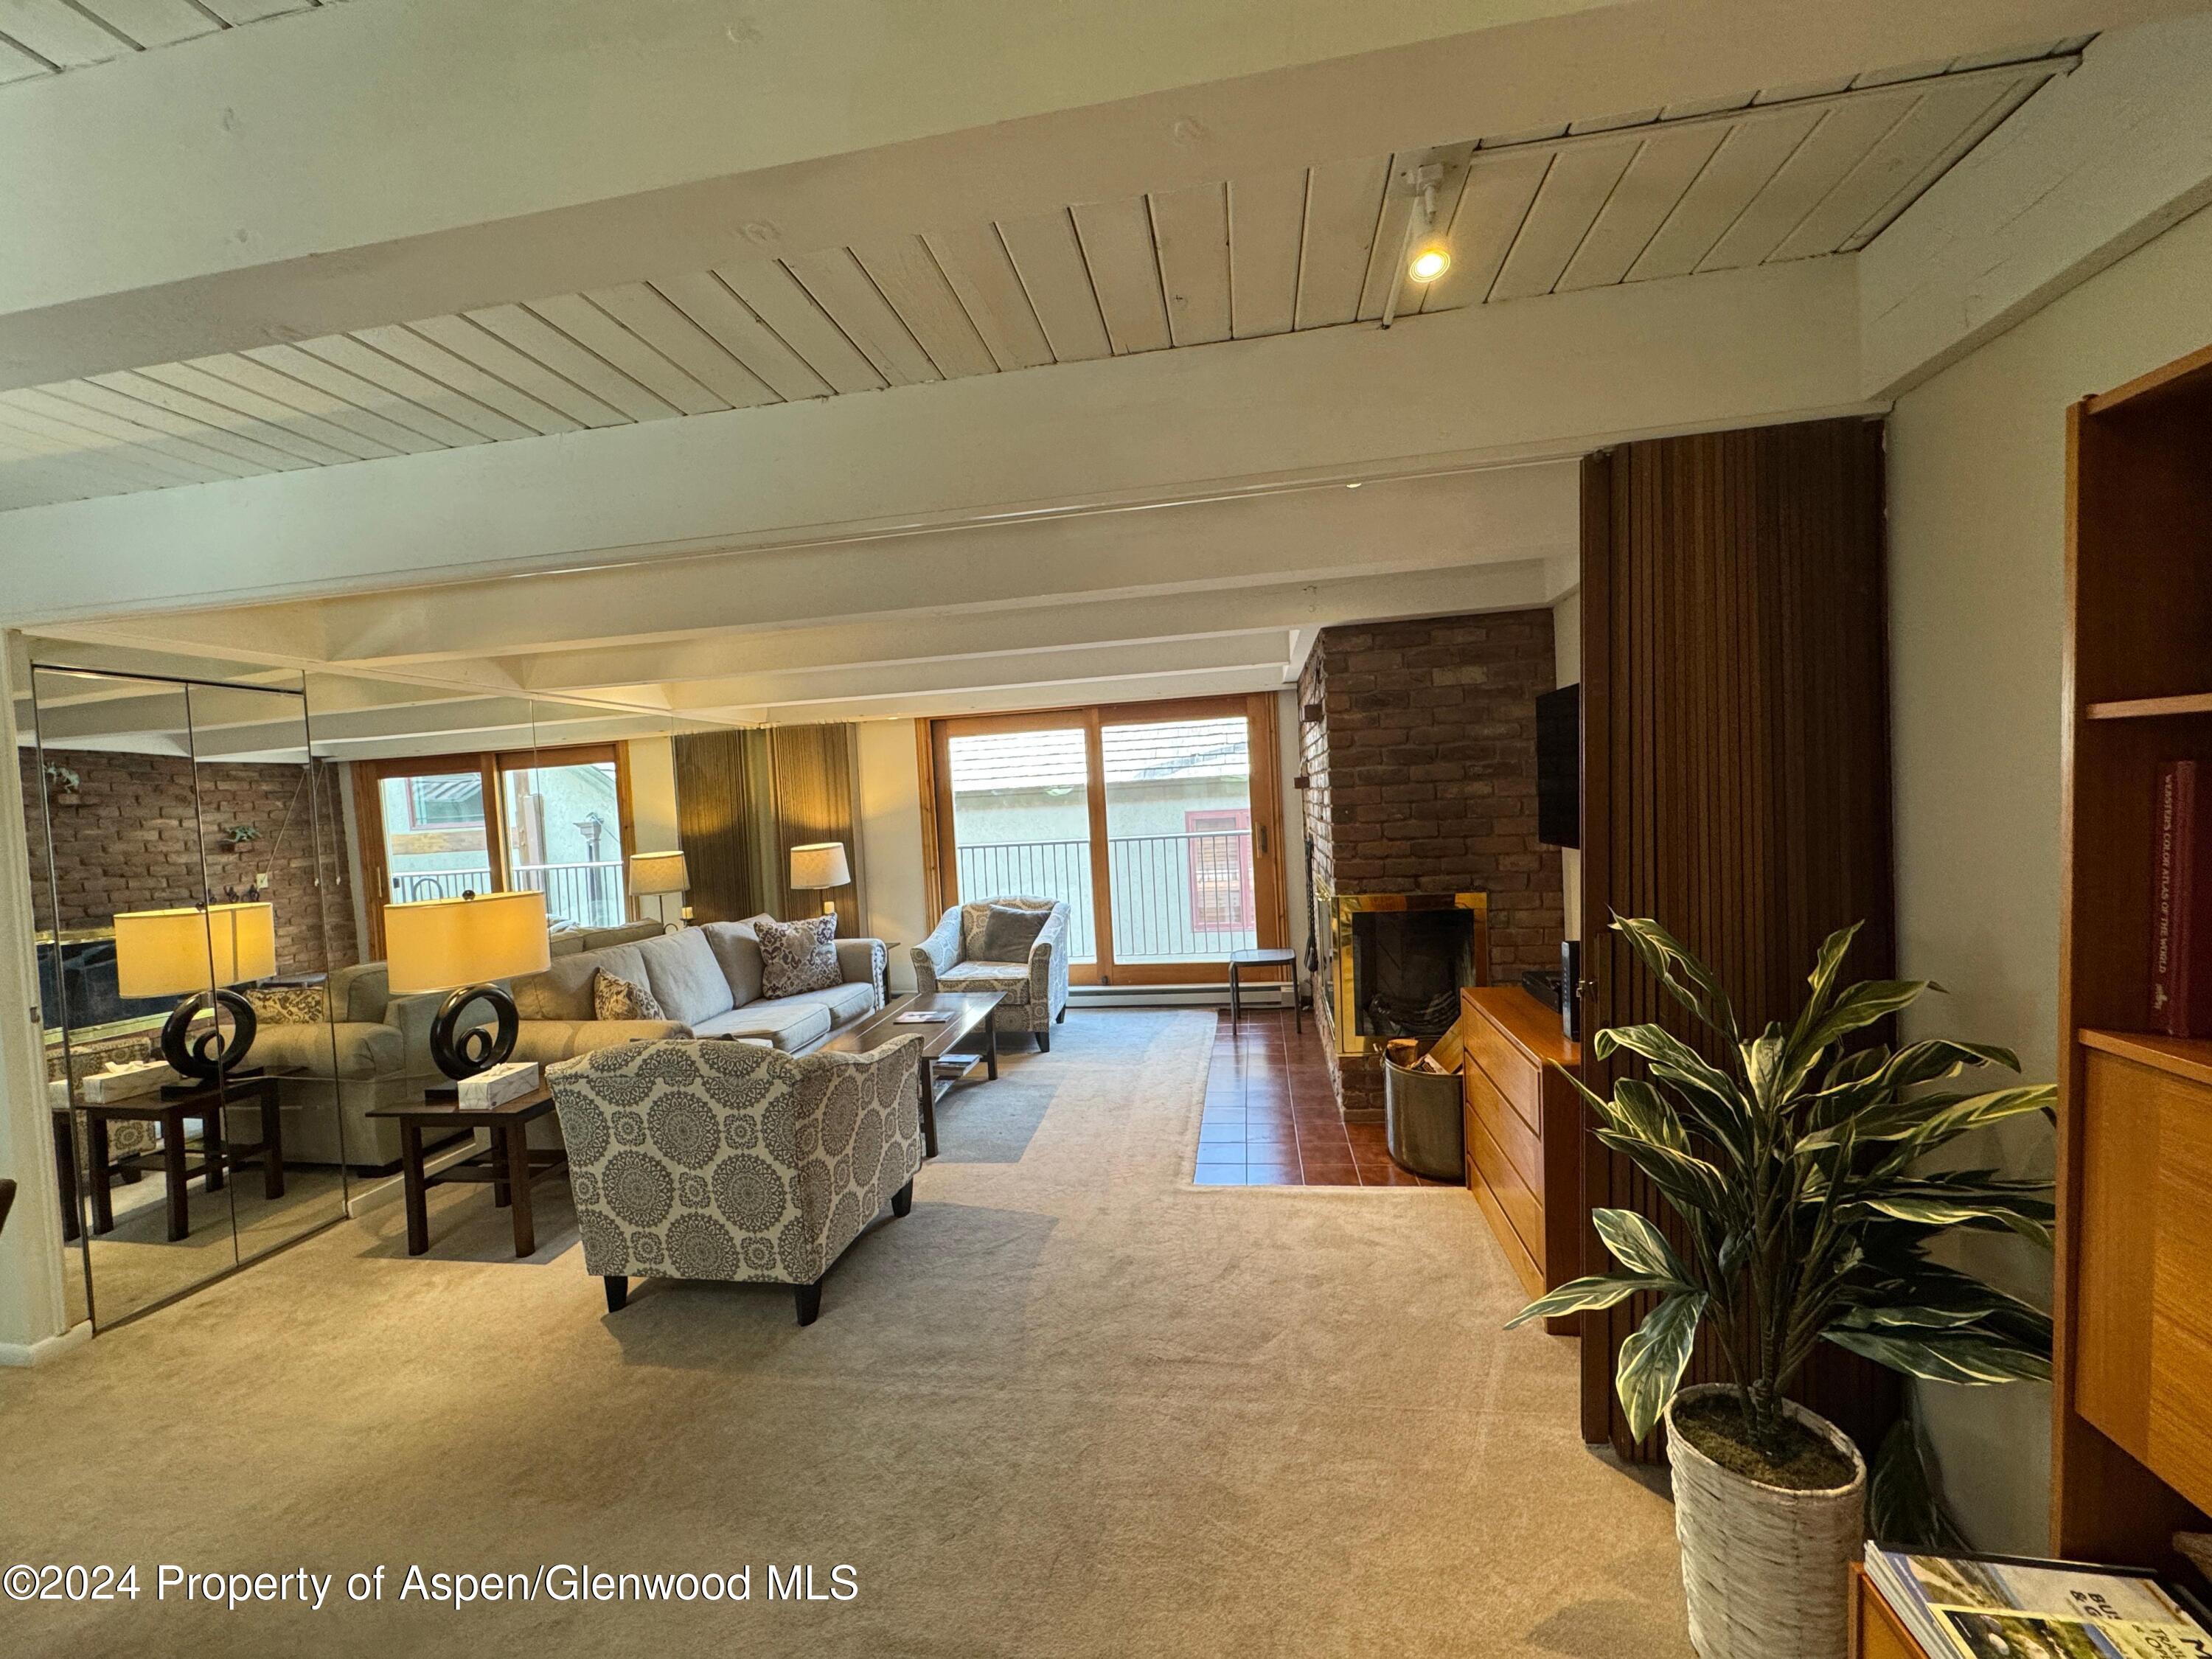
[{"left": 0, "top": 1012, "right": 1693, "bottom": 1658}]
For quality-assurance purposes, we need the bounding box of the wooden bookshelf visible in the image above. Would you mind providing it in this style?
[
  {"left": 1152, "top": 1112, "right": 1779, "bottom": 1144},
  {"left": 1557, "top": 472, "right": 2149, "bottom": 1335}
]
[{"left": 2054, "top": 343, "right": 2212, "bottom": 1569}]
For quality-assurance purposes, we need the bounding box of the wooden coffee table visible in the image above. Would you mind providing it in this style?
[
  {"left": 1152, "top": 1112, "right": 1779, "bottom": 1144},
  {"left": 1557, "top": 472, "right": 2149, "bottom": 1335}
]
[
  {"left": 366, "top": 1085, "right": 566, "bottom": 1259},
  {"left": 810, "top": 992, "right": 1003, "bottom": 1158}
]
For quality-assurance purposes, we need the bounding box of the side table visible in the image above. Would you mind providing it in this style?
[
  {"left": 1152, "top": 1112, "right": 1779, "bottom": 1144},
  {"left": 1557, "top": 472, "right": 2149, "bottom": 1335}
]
[{"left": 366, "top": 1087, "right": 566, "bottom": 1259}]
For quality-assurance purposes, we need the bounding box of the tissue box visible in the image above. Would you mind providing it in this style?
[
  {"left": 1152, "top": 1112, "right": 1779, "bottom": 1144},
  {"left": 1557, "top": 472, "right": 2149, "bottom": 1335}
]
[
  {"left": 83, "top": 1060, "right": 178, "bottom": 1104},
  {"left": 458, "top": 1062, "right": 541, "bottom": 1110}
]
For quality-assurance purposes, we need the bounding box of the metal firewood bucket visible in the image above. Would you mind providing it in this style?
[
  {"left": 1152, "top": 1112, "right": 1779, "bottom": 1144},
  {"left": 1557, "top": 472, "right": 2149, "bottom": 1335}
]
[{"left": 1382, "top": 1055, "right": 1464, "bottom": 1180}]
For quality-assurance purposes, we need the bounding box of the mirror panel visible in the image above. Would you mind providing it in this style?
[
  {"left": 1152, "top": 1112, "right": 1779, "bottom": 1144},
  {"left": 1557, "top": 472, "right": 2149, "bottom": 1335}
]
[{"left": 29, "top": 667, "right": 233, "bottom": 1325}]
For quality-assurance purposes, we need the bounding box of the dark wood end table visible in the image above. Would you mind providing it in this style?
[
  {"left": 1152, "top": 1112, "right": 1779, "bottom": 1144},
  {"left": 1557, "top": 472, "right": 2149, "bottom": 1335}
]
[
  {"left": 366, "top": 1085, "right": 566, "bottom": 1259},
  {"left": 58, "top": 1074, "right": 284, "bottom": 1242},
  {"left": 809, "top": 992, "right": 1004, "bottom": 1158}
]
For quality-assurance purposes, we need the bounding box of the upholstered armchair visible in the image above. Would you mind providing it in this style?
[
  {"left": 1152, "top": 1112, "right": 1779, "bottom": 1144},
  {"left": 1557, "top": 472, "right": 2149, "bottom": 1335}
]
[
  {"left": 546, "top": 1037, "right": 924, "bottom": 1325},
  {"left": 910, "top": 897, "right": 1071, "bottom": 1050}
]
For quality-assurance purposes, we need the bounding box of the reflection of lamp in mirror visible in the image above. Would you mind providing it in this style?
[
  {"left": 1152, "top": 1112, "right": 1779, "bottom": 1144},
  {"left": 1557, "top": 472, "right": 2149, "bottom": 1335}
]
[
  {"left": 787, "top": 842, "right": 849, "bottom": 918},
  {"left": 114, "top": 902, "right": 277, "bottom": 1085},
  {"left": 627, "top": 851, "right": 689, "bottom": 928},
  {"left": 384, "top": 889, "right": 549, "bottom": 1098}
]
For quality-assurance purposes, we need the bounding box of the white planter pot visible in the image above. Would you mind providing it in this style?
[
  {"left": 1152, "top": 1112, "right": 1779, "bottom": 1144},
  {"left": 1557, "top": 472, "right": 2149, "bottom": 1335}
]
[{"left": 1665, "top": 1383, "right": 1868, "bottom": 1659}]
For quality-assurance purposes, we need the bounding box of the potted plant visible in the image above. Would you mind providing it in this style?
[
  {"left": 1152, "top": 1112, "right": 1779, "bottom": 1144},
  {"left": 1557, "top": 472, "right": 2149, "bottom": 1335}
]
[
  {"left": 44, "top": 762, "right": 82, "bottom": 807},
  {"left": 1509, "top": 917, "right": 2054, "bottom": 1659}
]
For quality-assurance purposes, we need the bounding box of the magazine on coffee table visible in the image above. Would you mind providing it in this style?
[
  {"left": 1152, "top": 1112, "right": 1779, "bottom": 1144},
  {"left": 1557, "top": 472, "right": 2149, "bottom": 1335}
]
[
  {"left": 894, "top": 1009, "right": 956, "bottom": 1023},
  {"left": 1863, "top": 1544, "right": 2212, "bottom": 1658}
]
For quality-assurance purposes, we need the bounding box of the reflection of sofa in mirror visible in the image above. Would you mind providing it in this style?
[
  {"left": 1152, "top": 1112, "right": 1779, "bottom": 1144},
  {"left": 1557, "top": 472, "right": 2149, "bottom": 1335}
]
[{"left": 509, "top": 917, "right": 886, "bottom": 1062}]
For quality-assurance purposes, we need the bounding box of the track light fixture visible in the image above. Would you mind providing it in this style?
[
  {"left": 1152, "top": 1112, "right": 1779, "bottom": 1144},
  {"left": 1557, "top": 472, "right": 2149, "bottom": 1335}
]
[{"left": 1382, "top": 161, "right": 1450, "bottom": 328}]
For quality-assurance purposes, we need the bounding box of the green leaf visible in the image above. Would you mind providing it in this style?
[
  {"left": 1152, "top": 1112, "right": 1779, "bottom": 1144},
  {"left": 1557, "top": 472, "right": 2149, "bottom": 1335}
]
[
  {"left": 1795, "top": 978, "right": 1941, "bottom": 1060},
  {"left": 1822, "top": 1324, "right": 2053, "bottom": 1385},
  {"left": 1612, "top": 1077, "right": 1690, "bottom": 1154},
  {"left": 1611, "top": 917, "right": 1742, "bottom": 1043},
  {"left": 1591, "top": 1024, "right": 1755, "bottom": 1155},
  {"left": 1593, "top": 1208, "right": 1691, "bottom": 1282},
  {"left": 1617, "top": 1292, "right": 1708, "bottom": 1441},
  {"left": 1594, "top": 1128, "right": 1731, "bottom": 1223},
  {"left": 1506, "top": 1273, "right": 1677, "bottom": 1329},
  {"left": 1848, "top": 1191, "right": 2054, "bottom": 1248},
  {"left": 1805, "top": 1084, "right": 2052, "bottom": 1155},
  {"left": 1796, "top": 922, "right": 1865, "bottom": 1034},
  {"left": 1868, "top": 1419, "right": 1966, "bottom": 1550}
]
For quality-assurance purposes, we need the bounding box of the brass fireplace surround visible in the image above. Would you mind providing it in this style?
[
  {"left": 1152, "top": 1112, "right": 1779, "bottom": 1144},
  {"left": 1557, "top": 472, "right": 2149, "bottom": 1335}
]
[{"left": 1314, "top": 887, "right": 1489, "bottom": 1057}]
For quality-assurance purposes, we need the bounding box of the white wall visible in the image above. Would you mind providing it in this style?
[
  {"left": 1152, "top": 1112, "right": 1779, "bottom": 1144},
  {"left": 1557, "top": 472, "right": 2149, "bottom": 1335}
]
[
  {"left": 1887, "top": 200, "right": 2212, "bottom": 1554},
  {"left": 855, "top": 720, "right": 928, "bottom": 995},
  {"left": 626, "top": 735, "right": 680, "bottom": 855}
]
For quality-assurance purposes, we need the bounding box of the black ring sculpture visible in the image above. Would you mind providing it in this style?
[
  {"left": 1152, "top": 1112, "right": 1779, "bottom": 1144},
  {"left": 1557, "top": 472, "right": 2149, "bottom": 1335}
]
[
  {"left": 428, "top": 981, "right": 521, "bottom": 1082},
  {"left": 160, "top": 988, "right": 259, "bottom": 1083}
]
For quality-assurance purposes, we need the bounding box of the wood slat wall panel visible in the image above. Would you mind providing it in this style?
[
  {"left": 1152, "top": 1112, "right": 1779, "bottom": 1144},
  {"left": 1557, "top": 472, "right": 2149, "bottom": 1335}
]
[
  {"left": 768, "top": 723, "right": 866, "bottom": 933},
  {"left": 1071, "top": 198, "right": 1172, "bottom": 355},
  {"left": 296, "top": 333, "right": 543, "bottom": 438},
  {"left": 1579, "top": 418, "right": 1899, "bottom": 1461},
  {"left": 714, "top": 262, "right": 889, "bottom": 394},
  {"left": 650, "top": 271, "right": 835, "bottom": 401},
  {"left": 995, "top": 211, "right": 1113, "bottom": 362},
  {"left": 672, "top": 728, "right": 768, "bottom": 925},
  {"left": 1489, "top": 139, "right": 1639, "bottom": 301},
  {"left": 1149, "top": 182, "right": 1234, "bottom": 347},
  {"left": 463, "top": 303, "right": 682, "bottom": 423},
  {"left": 580, "top": 284, "right": 779, "bottom": 409},
  {"left": 130, "top": 360, "right": 400, "bottom": 460},
  {"left": 924, "top": 225, "right": 1056, "bottom": 370},
  {"left": 240, "top": 342, "right": 490, "bottom": 449},
  {"left": 1770, "top": 78, "right": 2012, "bottom": 261},
  {"left": 403, "top": 313, "right": 630, "bottom": 428},
  {"left": 1417, "top": 150, "right": 1551, "bottom": 310},
  {"left": 1226, "top": 169, "right": 1307, "bottom": 338},
  {"left": 1557, "top": 127, "right": 1728, "bottom": 292}
]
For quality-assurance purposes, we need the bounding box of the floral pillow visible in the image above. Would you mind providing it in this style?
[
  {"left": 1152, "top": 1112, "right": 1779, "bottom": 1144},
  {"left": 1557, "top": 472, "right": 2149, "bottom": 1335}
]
[
  {"left": 758, "top": 914, "right": 841, "bottom": 998},
  {"left": 244, "top": 984, "right": 328, "bottom": 1025},
  {"left": 594, "top": 969, "right": 666, "bottom": 1021}
]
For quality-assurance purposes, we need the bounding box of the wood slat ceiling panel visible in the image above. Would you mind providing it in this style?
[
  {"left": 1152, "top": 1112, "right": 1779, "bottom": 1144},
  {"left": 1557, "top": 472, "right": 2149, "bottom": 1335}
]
[{"left": 0, "top": 48, "right": 2077, "bottom": 512}]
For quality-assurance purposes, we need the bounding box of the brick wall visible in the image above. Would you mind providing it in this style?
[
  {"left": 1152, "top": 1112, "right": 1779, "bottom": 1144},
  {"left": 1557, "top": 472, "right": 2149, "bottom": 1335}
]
[
  {"left": 1297, "top": 610, "right": 1565, "bottom": 1116},
  {"left": 23, "top": 748, "right": 358, "bottom": 978}
]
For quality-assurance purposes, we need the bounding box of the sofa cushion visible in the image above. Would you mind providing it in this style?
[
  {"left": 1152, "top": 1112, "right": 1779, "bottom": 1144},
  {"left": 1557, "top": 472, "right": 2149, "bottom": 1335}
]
[
  {"left": 934, "top": 961, "right": 1032, "bottom": 1004},
  {"left": 330, "top": 961, "right": 393, "bottom": 1023},
  {"left": 512, "top": 952, "right": 602, "bottom": 1021},
  {"left": 689, "top": 1000, "right": 834, "bottom": 1051},
  {"left": 700, "top": 922, "right": 762, "bottom": 1006},
  {"left": 636, "top": 928, "right": 734, "bottom": 1026},
  {"left": 980, "top": 903, "right": 1051, "bottom": 961},
  {"left": 961, "top": 896, "right": 1054, "bottom": 957},
  {"left": 759, "top": 915, "right": 841, "bottom": 998},
  {"left": 771, "top": 979, "right": 878, "bottom": 1028},
  {"left": 251, "top": 1020, "right": 403, "bottom": 1081},
  {"left": 574, "top": 919, "right": 669, "bottom": 953}
]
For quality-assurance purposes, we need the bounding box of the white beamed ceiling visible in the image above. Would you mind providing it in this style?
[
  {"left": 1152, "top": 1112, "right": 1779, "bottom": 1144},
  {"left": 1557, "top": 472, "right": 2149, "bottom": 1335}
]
[
  {"left": 0, "top": 0, "right": 333, "bottom": 83},
  {"left": 0, "top": 39, "right": 2083, "bottom": 513}
]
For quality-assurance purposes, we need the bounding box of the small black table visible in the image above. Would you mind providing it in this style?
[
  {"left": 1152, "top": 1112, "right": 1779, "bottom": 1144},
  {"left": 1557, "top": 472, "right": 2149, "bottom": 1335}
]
[
  {"left": 1228, "top": 947, "right": 1301, "bottom": 1032},
  {"left": 58, "top": 1074, "right": 285, "bottom": 1242},
  {"left": 367, "top": 1086, "right": 566, "bottom": 1258}
]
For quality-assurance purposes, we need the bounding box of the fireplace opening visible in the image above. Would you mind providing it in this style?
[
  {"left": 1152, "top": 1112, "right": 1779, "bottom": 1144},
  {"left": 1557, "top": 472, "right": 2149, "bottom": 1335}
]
[{"left": 1350, "top": 908, "right": 1479, "bottom": 1041}]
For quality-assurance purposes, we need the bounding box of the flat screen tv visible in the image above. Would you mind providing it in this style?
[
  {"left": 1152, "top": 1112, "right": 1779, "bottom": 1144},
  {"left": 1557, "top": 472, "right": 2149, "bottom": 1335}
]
[{"left": 1535, "top": 684, "right": 1579, "bottom": 849}]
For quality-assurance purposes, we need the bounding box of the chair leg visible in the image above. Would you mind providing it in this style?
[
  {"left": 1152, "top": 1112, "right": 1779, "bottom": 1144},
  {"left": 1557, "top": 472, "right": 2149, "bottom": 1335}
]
[
  {"left": 891, "top": 1178, "right": 914, "bottom": 1218},
  {"left": 1036, "top": 1028, "right": 1050, "bottom": 1054},
  {"left": 1056, "top": 1006, "right": 1067, "bottom": 1023},
  {"left": 793, "top": 1278, "right": 824, "bottom": 1326},
  {"left": 603, "top": 1276, "right": 628, "bottom": 1314}
]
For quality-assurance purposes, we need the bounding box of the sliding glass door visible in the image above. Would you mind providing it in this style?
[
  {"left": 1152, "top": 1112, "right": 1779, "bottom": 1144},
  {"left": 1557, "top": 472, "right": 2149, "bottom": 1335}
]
[
  {"left": 930, "top": 695, "right": 1285, "bottom": 983},
  {"left": 358, "top": 743, "right": 634, "bottom": 955}
]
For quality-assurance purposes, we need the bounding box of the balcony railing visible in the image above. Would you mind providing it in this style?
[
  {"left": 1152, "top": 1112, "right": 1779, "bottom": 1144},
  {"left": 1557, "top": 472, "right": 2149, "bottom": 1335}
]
[
  {"left": 387, "top": 860, "right": 629, "bottom": 930},
  {"left": 954, "top": 832, "right": 1258, "bottom": 964}
]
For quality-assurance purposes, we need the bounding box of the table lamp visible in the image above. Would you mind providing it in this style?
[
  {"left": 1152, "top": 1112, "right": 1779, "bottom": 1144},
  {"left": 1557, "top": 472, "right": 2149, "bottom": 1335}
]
[
  {"left": 384, "top": 888, "right": 549, "bottom": 1096},
  {"left": 114, "top": 901, "right": 278, "bottom": 1085},
  {"left": 787, "top": 841, "right": 850, "bottom": 917},
  {"left": 627, "top": 850, "right": 690, "bottom": 926}
]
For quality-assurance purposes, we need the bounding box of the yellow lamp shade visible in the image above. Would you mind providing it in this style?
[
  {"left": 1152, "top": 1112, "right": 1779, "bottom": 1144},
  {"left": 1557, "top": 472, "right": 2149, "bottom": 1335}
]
[
  {"left": 627, "top": 850, "right": 690, "bottom": 897},
  {"left": 788, "top": 841, "right": 850, "bottom": 891},
  {"left": 114, "top": 902, "right": 276, "bottom": 995},
  {"left": 384, "top": 889, "right": 549, "bottom": 994}
]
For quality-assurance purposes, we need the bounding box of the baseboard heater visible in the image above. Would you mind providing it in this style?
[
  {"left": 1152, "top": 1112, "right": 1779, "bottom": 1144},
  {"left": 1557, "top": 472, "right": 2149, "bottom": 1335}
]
[{"left": 1068, "top": 984, "right": 1292, "bottom": 1009}]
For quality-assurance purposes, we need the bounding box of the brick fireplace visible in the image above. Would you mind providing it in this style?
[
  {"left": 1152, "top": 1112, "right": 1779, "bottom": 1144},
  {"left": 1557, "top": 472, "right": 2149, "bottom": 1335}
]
[{"left": 1297, "top": 611, "right": 1565, "bottom": 1119}]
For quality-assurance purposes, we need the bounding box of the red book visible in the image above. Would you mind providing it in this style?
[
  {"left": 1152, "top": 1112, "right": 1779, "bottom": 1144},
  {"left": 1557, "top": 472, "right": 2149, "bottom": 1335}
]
[{"left": 2151, "top": 761, "right": 2212, "bottom": 1037}]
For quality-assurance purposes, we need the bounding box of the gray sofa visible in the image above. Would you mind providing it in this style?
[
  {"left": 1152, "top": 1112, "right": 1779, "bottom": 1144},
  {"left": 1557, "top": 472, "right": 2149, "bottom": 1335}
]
[
  {"left": 511, "top": 915, "right": 887, "bottom": 1062},
  {"left": 911, "top": 897, "right": 1070, "bottom": 1050}
]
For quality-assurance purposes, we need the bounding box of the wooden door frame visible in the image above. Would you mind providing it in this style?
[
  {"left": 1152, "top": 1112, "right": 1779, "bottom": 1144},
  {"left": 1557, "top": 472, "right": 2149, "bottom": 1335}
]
[
  {"left": 919, "top": 692, "right": 1288, "bottom": 985},
  {"left": 354, "top": 740, "right": 636, "bottom": 959}
]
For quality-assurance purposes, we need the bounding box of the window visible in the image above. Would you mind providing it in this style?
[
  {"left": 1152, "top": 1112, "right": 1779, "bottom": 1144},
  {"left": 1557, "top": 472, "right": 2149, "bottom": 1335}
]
[
  {"left": 1183, "top": 810, "right": 1255, "bottom": 932},
  {"left": 404, "top": 773, "right": 483, "bottom": 829}
]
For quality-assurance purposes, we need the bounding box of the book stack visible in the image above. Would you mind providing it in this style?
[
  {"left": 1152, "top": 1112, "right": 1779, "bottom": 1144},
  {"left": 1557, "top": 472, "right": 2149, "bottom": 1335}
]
[
  {"left": 457, "top": 1062, "right": 541, "bottom": 1110},
  {"left": 1864, "top": 1544, "right": 2212, "bottom": 1657}
]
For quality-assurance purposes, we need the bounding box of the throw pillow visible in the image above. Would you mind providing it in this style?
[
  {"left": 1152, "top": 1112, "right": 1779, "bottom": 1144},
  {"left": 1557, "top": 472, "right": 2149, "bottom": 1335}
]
[
  {"left": 594, "top": 969, "right": 666, "bottom": 1021},
  {"left": 758, "top": 914, "right": 841, "bottom": 999},
  {"left": 980, "top": 903, "right": 1050, "bottom": 961},
  {"left": 243, "top": 984, "right": 328, "bottom": 1025}
]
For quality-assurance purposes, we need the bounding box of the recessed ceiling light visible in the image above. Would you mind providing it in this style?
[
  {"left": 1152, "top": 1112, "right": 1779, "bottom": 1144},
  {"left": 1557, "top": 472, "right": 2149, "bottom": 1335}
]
[
  {"left": 1346, "top": 482, "right": 1362, "bottom": 490},
  {"left": 1408, "top": 244, "right": 1451, "bottom": 283}
]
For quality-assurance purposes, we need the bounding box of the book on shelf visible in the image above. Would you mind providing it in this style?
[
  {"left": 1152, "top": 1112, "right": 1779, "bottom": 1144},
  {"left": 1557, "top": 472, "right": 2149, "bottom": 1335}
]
[
  {"left": 2152, "top": 759, "right": 2212, "bottom": 1039},
  {"left": 1863, "top": 1544, "right": 2212, "bottom": 1658}
]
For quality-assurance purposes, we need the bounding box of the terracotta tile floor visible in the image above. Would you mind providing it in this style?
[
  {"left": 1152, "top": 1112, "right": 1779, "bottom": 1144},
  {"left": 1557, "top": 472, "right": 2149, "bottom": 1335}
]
[{"left": 1197, "top": 1005, "right": 1461, "bottom": 1187}]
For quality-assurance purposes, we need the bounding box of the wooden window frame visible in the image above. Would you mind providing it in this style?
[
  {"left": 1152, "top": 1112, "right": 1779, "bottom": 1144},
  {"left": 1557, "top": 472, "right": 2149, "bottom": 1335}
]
[
  {"left": 354, "top": 741, "right": 636, "bottom": 959},
  {"left": 918, "top": 693, "right": 1287, "bottom": 986}
]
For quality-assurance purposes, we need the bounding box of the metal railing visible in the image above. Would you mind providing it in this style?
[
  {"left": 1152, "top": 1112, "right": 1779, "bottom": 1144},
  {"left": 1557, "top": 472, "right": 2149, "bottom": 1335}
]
[
  {"left": 388, "top": 860, "right": 629, "bottom": 930},
  {"left": 954, "top": 831, "right": 1258, "bottom": 963}
]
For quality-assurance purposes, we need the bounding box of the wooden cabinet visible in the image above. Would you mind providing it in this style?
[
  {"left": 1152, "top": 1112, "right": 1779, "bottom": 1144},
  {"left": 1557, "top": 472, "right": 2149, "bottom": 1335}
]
[
  {"left": 1848, "top": 1566, "right": 1930, "bottom": 1659},
  {"left": 2056, "top": 343, "right": 2212, "bottom": 1567},
  {"left": 1461, "top": 987, "right": 1580, "bottom": 1323}
]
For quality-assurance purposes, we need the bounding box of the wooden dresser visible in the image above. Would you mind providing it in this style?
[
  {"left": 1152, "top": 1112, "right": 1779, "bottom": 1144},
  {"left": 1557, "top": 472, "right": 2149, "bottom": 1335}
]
[{"left": 1460, "top": 987, "right": 1581, "bottom": 1316}]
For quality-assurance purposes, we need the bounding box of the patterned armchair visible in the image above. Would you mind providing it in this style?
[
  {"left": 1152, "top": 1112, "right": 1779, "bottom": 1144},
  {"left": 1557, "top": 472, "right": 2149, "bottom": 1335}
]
[
  {"left": 911, "top": 897, "right": 1071, "bottom": 1050},
  {"left": 546, "top": 1037, "right": 925, "bottom": 1326}
]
